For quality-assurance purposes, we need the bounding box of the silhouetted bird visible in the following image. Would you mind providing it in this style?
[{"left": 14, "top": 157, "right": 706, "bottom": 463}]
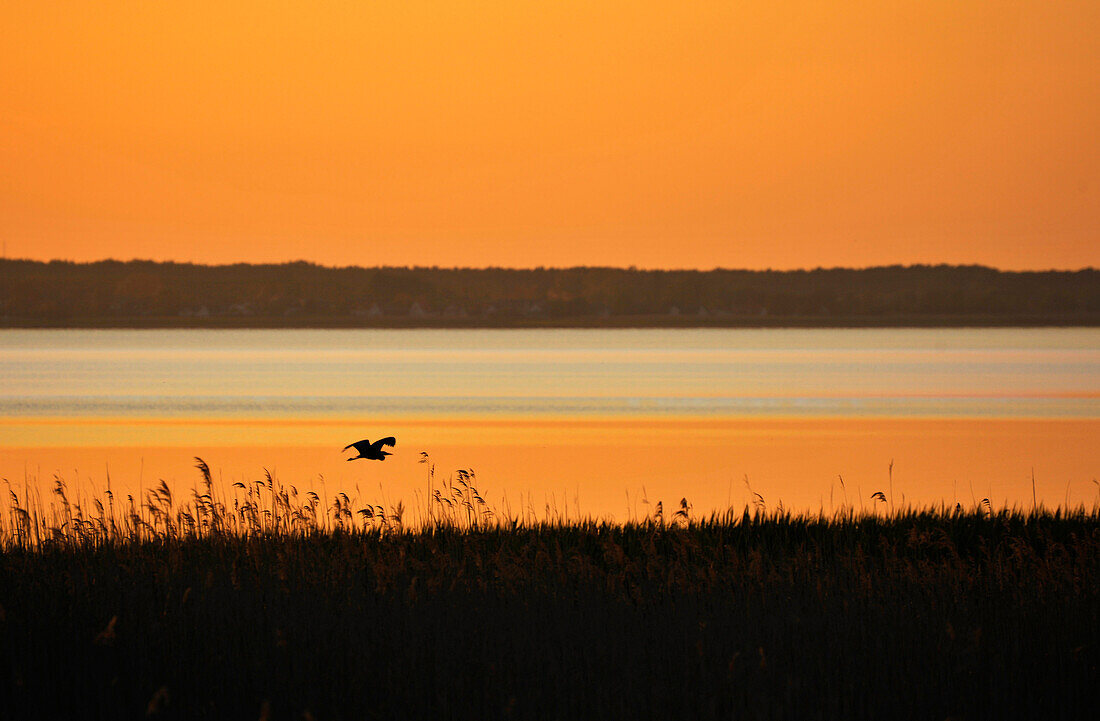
[{"left": 343, "top": 437, "right": 396, "bottom": 462}]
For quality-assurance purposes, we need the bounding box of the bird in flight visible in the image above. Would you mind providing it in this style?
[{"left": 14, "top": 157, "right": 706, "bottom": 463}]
[{"left": 343, "top": 436, "right": 396, "bottom": 462}]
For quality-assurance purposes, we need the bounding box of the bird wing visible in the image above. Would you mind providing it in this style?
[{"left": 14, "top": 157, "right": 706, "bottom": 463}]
[
  {"left": 343, "top": 439, "right": 373, "bottom": 453},
  {"left": 370, "top": 436, "right": 397, "bottom": 451}
]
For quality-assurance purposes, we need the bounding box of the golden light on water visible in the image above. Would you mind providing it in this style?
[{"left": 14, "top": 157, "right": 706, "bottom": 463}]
[{"left": 4, "top": 417, "right": 1097, "bottom": 519}]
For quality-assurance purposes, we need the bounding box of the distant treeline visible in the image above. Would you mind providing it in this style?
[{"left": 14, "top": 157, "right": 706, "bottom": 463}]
[{"left": 1, "top": 259, "right": 1097, "bottom": 327}]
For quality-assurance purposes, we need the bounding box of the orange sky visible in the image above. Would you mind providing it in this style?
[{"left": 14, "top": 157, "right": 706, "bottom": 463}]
[{"left": 2, "top": 1, "right": 1098, "bottom": 270}]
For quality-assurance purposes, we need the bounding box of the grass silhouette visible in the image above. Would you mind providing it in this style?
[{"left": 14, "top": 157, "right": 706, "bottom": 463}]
[{"left": 2, "top": 458, "right": 1098, "bottom": 719}]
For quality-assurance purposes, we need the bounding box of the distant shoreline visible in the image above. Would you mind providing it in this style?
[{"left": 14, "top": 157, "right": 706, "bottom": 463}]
[
  {"left": 2, "top": 313, "right": 1098, "bottom": 329},
  {"left": 4, "top": 259, "right": 1097, "bottom": 328}
]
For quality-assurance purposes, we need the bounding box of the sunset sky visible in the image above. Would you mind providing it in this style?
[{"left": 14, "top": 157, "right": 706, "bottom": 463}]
[{"left": 2, "top": 1, "right": 1098, "bottom": 270}]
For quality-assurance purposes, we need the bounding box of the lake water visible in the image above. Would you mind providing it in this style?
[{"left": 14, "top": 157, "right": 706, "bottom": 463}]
[{"left": 2, "top": 328, "right": 1098, "bottom": 517}]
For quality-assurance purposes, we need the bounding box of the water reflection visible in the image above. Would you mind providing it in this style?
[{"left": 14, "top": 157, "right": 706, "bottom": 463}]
[{"left": 1, "top": 328, "right": 1097, "bottom": 515}]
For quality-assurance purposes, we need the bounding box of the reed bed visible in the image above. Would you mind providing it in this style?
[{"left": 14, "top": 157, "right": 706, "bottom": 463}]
[{"left": 1, "top": 459, "right": 1098, "bottom": 720}]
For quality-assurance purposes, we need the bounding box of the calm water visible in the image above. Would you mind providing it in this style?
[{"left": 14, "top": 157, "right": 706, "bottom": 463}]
[
  {"left": 1, "top": 328, "right": 1097, "bottom": 419},
  {"left": 2, "top": 328, "right": 1098, "bottom": 516}
]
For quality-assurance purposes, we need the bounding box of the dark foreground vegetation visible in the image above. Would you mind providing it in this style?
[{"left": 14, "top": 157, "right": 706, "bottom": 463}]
[
  {"left": 3, "top": 259, "right": 1098, "bottom": 327},
  {"left": 2, "top": 469, "right": 1098, "bottom": 720}
]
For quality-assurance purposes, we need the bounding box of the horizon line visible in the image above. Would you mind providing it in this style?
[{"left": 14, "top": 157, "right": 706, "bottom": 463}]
[{"left": 3, "top": 257, "right": 1096, "bottom": 274}]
